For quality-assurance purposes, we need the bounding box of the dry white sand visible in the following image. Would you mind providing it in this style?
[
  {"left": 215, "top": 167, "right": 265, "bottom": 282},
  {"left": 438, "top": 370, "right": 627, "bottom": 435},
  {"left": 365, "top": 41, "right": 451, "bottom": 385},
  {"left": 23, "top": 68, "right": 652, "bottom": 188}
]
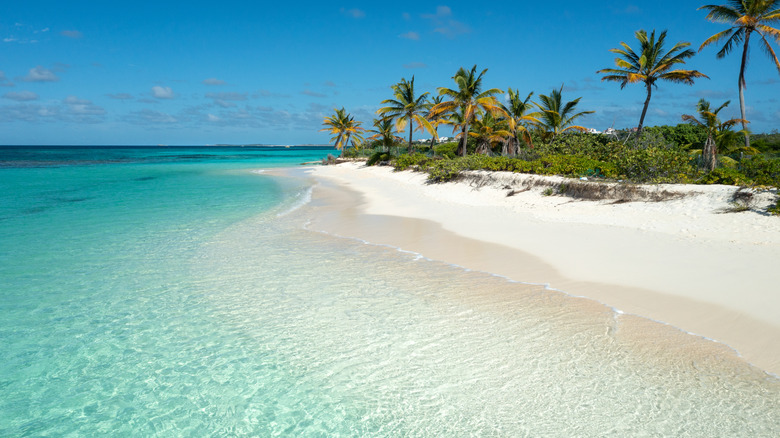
[{"left": 301, "top": 162, "right": 780, "bottom": 375}]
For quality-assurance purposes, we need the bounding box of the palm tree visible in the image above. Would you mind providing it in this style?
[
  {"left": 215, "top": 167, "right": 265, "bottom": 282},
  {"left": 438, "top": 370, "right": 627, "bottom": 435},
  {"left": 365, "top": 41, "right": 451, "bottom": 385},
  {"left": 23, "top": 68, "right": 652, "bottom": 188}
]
[
  {"left": 367, "top": 118, "right": 404, "bottom": 152},
  {"left": 469, "top": 112, "right": 512, "bottom": 155},
  {"left": 377, "top": 76, "right": 436, "bottom": 154},
  {"left": 699, "top": 0, "right": 780, "bottom": 148},
  {"left": 430, "top": 65, "right": 507, "bottom": 157},
  {"left": 320, "top": 108, "right": 365, "bottom": 151},
  {"left": 598, "top": 29, "right": 708, "bottom": 135},
  {"left": 424, "top": 95, "right": 446, "bottom": 149},
  {"left": 682, "top": 99, "right": 748, "bottom": 171},
  {"left": 499, "top": 88, "right": 540, "bottom": 155},
  {"left": 535, "top": 86, "right": 594, "bottom": 142},
  {"left": 438, "top": 105, "right": 468, "bottom": 151}
]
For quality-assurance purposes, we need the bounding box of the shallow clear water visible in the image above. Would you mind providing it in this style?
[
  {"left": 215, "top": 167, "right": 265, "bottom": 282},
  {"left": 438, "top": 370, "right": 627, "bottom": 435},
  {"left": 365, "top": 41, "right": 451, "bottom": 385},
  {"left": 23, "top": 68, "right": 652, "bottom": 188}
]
[{"left": 1, "top": 147, "right": 778, "bottom": 436}]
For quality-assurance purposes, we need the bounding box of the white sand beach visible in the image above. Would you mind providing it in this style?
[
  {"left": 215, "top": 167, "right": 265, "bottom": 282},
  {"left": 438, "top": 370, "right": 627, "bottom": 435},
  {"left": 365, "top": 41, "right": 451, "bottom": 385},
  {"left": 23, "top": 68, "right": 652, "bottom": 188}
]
[{"left": 302, "top": 162, "right": 780, "bottom": 375}]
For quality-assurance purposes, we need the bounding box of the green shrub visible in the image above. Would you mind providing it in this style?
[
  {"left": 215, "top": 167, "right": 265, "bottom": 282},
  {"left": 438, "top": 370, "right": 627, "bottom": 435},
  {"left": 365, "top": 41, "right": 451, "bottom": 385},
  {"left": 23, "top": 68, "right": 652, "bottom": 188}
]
[
  {"left": 404, "top": 153, "right": 619, "bottom": 183},
  {"left": 536, "top": 132, "right": 611, "bottom": 157},
  {"left": 613, "top": 147, "right": 694, "bottom": 183},
  {"left": 718, "top": 156, "right": 738, "bottom": 168},
  {"left": 433, "top": 141, "right": 459, "bottom": 159},
  {"left": 526, "top": 155, "right": 618, "bottom": 178},
  {"left": 366, "top": 151, "right": 392, "bottom": 166},
  {"left": 392, "top": 153, "right": 432, "bottom": 171},
  {"left": 738, "top": 155, "right": 780, "bottom": 187},
  {"left": 768, "top": 197, "right": 780, "bottom": 215},
  {"left": 696, "top": 167, "right": 749, "bottom": 185},
  {"left": 339, "top": 148, "right": 357, "bottom": 158},
  {"left": 643, "top": 124, "right": 707, "bottom": 149},
  {"left": 751, "top": 132, "right": 780, "bottom": 153}
]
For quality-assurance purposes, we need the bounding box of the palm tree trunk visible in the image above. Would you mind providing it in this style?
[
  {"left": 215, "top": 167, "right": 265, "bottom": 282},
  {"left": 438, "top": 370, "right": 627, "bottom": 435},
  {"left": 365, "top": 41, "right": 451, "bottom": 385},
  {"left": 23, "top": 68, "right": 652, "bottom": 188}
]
[
  {"left": 704, "top": 134, "right": 716, "bottom": 172},
  {"left": 460, "top": 123, "right": 469, "bottom": 157},
  {"left": 408, "top": 119, "right": 414, "bottom": 154},
  {"left": 343, "top": 133, "right": 351, "bottom": 154},
  {"left": 637, "top": 82, "right": 652, "bottom": 136},
  {"left": 739, "top": 32, "right": 751, "bottom": 149}
]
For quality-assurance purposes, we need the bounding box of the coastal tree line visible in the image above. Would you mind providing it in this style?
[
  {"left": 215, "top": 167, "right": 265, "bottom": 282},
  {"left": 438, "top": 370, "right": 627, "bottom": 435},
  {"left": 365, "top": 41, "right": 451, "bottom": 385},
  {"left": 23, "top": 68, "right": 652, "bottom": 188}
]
[{"left": 321, "top": 1, "right": 780, "bottom": 189}]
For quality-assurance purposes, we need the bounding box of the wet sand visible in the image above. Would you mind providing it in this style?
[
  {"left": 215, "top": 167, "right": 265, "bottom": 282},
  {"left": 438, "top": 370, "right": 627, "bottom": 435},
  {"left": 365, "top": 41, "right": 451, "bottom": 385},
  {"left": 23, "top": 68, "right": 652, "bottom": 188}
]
[{"left": 294, "top": 163, "right": 780, "bottom": 375}]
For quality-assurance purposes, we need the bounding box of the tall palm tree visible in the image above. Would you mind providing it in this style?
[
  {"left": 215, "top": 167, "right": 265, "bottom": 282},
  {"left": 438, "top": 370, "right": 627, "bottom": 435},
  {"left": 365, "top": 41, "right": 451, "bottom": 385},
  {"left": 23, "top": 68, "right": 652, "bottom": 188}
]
[
  {"left": 499, "top": 88, "right": 540, "bottom": 155},
  {"left": 598, "top": 29, "right": 708, "bottom": 135},
  {"left": 535, "top": 86, "right": 594, "bottom": 142},
  {"left": 424, "top": 95, "right": 446, "bottom": 149},
  {"left": 320, "top": 107, "right": 365, "bottom": 151},
  {"left": 377, "top": 76, "right": 436, "bottom": 154},
  {"left": 430, "top": 65, "right": 507, "bottom": 157},
  {"left": 682, "top": 99, "right": 748, "bottom": 171},
  {"left": 367, "top": 118, "right": 404, "bottom": 152},
  {"left": 699, "top": 0, "right": 780, "bottom": 148}
]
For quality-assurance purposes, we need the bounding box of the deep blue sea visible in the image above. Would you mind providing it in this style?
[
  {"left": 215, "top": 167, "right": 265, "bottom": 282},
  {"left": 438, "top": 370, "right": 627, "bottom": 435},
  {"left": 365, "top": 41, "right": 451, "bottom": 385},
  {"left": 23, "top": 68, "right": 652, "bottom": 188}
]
[{"left": 1, "top": 146, "right": 778, "bottom": 436}]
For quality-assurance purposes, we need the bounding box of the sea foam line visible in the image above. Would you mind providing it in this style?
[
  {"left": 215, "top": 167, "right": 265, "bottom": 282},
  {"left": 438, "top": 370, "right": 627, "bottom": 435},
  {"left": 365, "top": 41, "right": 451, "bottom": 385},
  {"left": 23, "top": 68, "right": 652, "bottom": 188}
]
[
  {"left": 302, "top": 221, "right": 778, "bottom": 379},
  {"left": 276, "top": 185, "right": 314, "bottom": 218}
]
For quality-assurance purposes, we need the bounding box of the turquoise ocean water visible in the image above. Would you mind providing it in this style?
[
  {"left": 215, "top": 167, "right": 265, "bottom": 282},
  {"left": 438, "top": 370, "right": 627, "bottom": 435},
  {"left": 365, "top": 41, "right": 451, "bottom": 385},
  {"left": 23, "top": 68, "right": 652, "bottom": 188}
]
[{"left": 1, "top": 146, "right": 778, "bottom": 436}]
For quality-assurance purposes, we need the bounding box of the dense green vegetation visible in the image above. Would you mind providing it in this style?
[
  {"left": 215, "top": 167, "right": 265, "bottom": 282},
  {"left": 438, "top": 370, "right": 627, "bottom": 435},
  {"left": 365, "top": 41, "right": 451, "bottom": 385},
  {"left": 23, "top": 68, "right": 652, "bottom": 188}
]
[{"left": 345, "top": 126, "right": 780, "bottom": 189}]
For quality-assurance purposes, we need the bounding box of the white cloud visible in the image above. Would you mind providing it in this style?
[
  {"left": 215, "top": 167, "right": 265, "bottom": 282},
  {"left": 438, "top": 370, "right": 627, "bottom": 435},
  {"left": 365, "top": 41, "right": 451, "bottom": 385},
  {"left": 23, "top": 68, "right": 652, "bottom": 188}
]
[
  {"left": 3, "top": 91, "right": 38, "bottom": 101},
  {"left": 106, "top": 93, "right": 135, "bottom": 100},
  {"left": 400, "top": 31, "right": 420, "bottom": 40},
  {"left": 63, "top": 96, "right": 106, "bottom": 116},
  {"left": 202, "top": 78, "right": 226, "bottom": 85},
  {"left": 152, "top": 86, "right": 174, "bottom": 99},
  {"left": 205, "top": 92, "right": 247, "bottom": 101},
  {"left": 0, "top": 71, "right": 13, "bottom": 87},
  {"left": 206, "top": 92, "right": 247, "bottom": 108},
  {"left": 23, "top": 66, "right": 59, "bottom": 82},
  {"left": 652, "top": 108, "right": 669, "bottom": 117},
  {"left": 340, "top": 8, "right": 365, "bottom": 19},
  {"left": 0, "top": 96, "right": 105, "bottom": 123},
  {"left": 619, "top": 5, "right": 641, "bottom": 14},
  {"left": 126, "top": 109, "right": 177, "bottom": 124},
  {"left": 754, "top": 78, "right": 779, "bottom": 86},
  {"left": 422, "top": 6, "right": 471, "bottom": 39},
  {"left": 253, "top": 89, "right": 290, "bottom": 98},
  {"left": 64, "top": 96, "right": 89, "bottom": 105},
  {"left": 301, "top": 90, "right": 327, "bottom": 98},
  {"left": 692, "top": 89, "right": 733, "bottom": 100},
  {"left": 207, "top": 114, "right": 220, "bottom": 122},
  {"left": 61, "top": 30, "right": 83, "bottom": 39}
]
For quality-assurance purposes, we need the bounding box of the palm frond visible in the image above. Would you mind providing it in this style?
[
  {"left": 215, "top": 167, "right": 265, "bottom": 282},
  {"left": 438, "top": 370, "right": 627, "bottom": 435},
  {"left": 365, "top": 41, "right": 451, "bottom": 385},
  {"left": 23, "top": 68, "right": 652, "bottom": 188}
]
[
  {"left": 699, "top": 5, "right": 742, "bottom": 23},
  {"left": 757, "top": 28, "right": 780, "bottom": 73},
  {"left": 699, "top": 28, "right": 736, "bottom": 52}
]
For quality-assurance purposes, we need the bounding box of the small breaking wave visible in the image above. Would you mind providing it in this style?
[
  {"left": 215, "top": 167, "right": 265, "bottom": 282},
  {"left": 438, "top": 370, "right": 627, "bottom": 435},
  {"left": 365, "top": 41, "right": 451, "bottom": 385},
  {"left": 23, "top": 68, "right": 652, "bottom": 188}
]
[{"left": 276, "top": 185, "right": 314, "bottom": 217}]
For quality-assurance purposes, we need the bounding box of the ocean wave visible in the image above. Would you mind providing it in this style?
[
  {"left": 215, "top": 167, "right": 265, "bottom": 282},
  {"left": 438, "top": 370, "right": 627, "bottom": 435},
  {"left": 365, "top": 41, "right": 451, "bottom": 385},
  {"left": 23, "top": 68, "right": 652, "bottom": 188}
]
[{"left": 276, "top": 185, "right": 314, "bottom": 217}]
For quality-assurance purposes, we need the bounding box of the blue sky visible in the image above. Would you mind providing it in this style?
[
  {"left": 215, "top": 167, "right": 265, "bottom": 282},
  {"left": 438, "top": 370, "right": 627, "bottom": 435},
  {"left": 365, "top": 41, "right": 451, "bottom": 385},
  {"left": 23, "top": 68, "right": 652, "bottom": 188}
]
[{"left": 1, "top": 1, "right": 778, "bottom": 145}]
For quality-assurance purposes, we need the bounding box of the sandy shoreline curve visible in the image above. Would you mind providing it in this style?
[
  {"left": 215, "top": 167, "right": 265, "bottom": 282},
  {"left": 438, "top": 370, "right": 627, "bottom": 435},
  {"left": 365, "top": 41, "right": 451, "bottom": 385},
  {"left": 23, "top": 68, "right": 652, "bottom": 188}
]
[{"left": 289, "top": 162, "right": 780, "bottom": 375}]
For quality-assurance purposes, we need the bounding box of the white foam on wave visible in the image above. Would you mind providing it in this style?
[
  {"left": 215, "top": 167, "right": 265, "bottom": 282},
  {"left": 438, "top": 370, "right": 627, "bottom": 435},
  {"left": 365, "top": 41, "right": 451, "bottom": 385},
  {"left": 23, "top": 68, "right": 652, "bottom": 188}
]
[
  {"left": 302, "top": 221, "right": 778, "bottom": 379},
  {"left": 276, "top": 185, "right": 315, "bottom": 218}
]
